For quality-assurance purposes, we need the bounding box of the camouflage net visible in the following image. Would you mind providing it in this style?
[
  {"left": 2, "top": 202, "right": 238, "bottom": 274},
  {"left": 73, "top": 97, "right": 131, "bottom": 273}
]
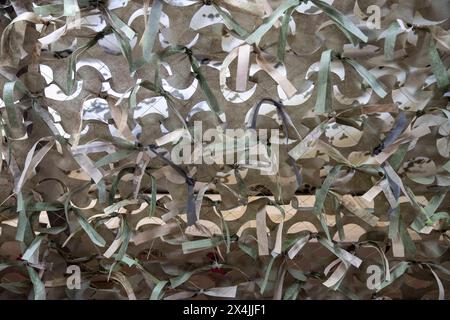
[{"left": 0, "top": 0, "right": 449, "bottom": 300}]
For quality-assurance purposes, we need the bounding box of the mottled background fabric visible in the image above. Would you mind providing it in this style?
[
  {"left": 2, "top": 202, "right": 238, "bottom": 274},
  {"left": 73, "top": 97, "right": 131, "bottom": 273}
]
[{"left": 0, "top": 0, "right": 449, "bottom": 300}]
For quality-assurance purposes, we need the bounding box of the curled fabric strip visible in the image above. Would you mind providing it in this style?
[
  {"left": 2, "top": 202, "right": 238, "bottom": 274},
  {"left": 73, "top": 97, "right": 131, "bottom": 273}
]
[
  {"left": 148, "top": 145, "right": 197, "bottom": 226},
  {"left": 0, "top": 0, "right": 450, "bottom": 301}
]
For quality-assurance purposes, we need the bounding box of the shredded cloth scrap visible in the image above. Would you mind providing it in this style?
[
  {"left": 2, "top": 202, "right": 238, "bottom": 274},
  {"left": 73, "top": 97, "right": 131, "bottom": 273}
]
[{"left": 0, "top": 0, "right": 449, "bottom": 300}]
